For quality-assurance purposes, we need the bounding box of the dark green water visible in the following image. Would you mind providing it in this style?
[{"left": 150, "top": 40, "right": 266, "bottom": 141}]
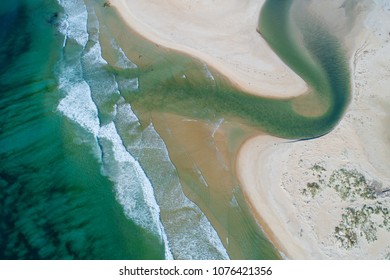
[
  {"left": 0, "top": 0, "right": 165, "bottom": 259},
  {"left": 0, "top": 0, "right": 351, "bottom": 259}
]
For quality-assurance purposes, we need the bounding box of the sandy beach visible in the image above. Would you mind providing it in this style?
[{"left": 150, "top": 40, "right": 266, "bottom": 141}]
[
  {"left": 110, "top": 0, "right": 307, "bottom": 98},
  {"left": 109, "top": 0, "right": 390, "bottom": 259},
  {"left": 238, "top": 0, "right": 390, "bottom": 259}
]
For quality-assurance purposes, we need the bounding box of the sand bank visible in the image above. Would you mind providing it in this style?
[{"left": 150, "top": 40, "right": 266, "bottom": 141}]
[
  {"left": 149, "top": 112, "right": 278, "bottom": 259},
  {"left": 110, "top": 0, "right": 307, "bottom": 98},
  {"left": 238, "top": 0, "right": 390, "bottom": 259}
]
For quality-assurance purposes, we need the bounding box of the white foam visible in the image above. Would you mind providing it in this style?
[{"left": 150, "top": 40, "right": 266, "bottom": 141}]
[
  {"left": 57, "top": 0, "right": 88, "bottom": 47},
  {"left": 56, "top": 0, "right": 227, "bottom": 260},
  {"left": 110, "top": 39, "right": 138, "bottom": 69},
  {"left": 141, "top": 124, "right": 169, "bottom": 150},
  {"left": 116, "top": 75, "right": 139, "bottom": 93},
  {"left": 115, "top": 103, "right": 143, "bottom": 143},
  {"left": 77, "top": 7, "right": 171, "bottom": 255},
  {"left": 57, "top": 17, "right": 69, "bottom": 48},
  {"left": 165, "top": 206, "right": 229, "bottom": 260},
  {"left": 118, "top": 103, "right": 141, "bottom": 125},
  {"left": 84, "top": 41, "right": 108, "bottom": 66},
  {"left": 57, "top": 80, "right": 100, "bottom": 136},
  {"left": 116, "top": 108, "right": 229, "bottom": 259},
  {"left": 55, "top": 1, "right": 172, "bottom": 258},
  {"left": 85, "top": 2, "right": 100, "bottom": 43},
  {"left": 98, "top": 123, "right": 173, "bottom": 259},
  {"left": 198, "top": 215, "right": 229, "bottom": 259},
  {"left": 55, "top": 0, "right": 100, "bottom": 136},
  {"left": 110, "top": 38, "right": 140, "bottom": 92}
]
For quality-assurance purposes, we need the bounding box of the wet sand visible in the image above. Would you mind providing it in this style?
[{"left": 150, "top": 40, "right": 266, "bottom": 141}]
[{"left": 150, "top": 112, "right": 279, "bottom": 259}]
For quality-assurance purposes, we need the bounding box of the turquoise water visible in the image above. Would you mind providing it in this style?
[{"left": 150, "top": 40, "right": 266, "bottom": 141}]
[
  {"left": 0, "top": 0, "right": 351, "bottom": 259},
  {"left": 0, "top": 0, "right": 166, "bottom": 259}
]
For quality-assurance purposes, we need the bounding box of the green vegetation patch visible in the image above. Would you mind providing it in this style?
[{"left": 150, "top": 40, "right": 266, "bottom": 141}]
[
  {"left": 329, "top": 169, "right": 376, "bottom": 201},
  {"left": 334, "top": 203, "right": 390, "bottom": 249},
  {"left": 301, "top": 163, "right": 326, "bottom": 198},
  {"left": 301, "top": 165, "right": 377, "bottom": 201},
  {"left": 302, "top": 182, "right": 321, "bottom": 198},
  {"left": 311, "top": 163, "right": 326, "bottom": 173},
  {"left": 301, "top": 164, "right": 389, "bottom": 251}
]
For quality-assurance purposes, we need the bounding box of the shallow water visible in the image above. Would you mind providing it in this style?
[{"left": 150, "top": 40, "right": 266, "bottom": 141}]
[{"left": 0, "top": 0, "right": 351, "bottom": 259}]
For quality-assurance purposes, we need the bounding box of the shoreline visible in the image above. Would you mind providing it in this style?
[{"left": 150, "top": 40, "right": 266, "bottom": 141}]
[
  {"left": 110, "top": 0, "right": 308, "bottom": 98},
  {"left": 237, "top": 135, "right": 314, "bottom": 259}
]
